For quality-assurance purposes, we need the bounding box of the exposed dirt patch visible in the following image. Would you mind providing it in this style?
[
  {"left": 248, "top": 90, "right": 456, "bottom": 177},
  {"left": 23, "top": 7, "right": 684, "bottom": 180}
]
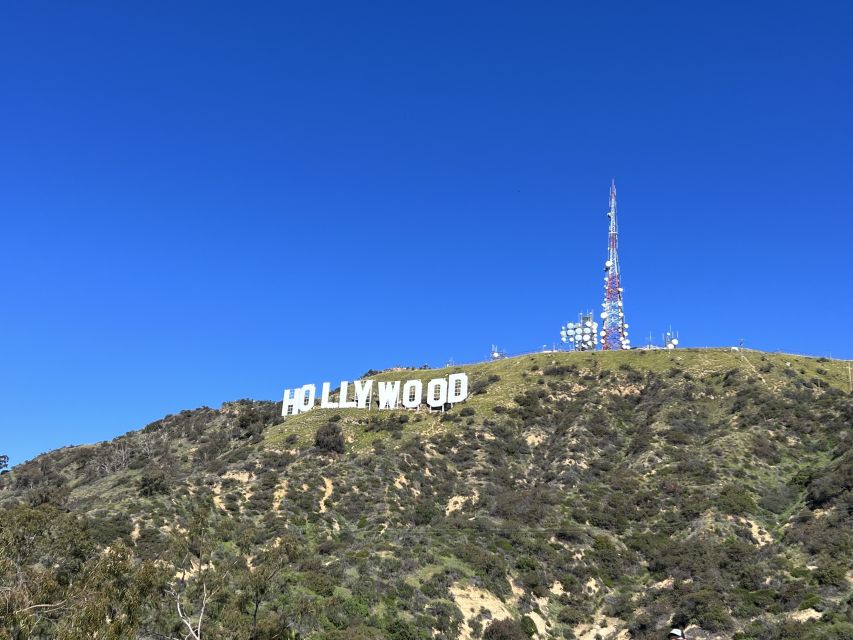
[
  {"left": 394, "top": 473, "right": 421, "bottom": 497},
  {"left": 273, "top": 479, "right": 289, "bottom": 511},
  {"left": 574, "top": 614, "right": 626, "bottom": 640},
  {"left": 747, "top": 518, "right": 773, "bottom": 546},
  {"left": 212, "top": 483, "right": 225, "bottom": 511},
  {"left": 526, "top": 433, "right": 545, "bottom": 447},
  {"left": 789, "top": 608, "right": 821, "bottom": 622},
  {"left": 652, "top": 577, "right": 674, "bottom": 590},
  {"left": 445, "top": 489, "right": 479, "bottom": 516},
  {"left": 319, "top": 477, "right": 333, "bottom": 514},
  {"left": 585, "top": 577, "right": 599, "bottom": 595},
  {"left": 449, "top": 583, "right": 513, "bottom": 640}
]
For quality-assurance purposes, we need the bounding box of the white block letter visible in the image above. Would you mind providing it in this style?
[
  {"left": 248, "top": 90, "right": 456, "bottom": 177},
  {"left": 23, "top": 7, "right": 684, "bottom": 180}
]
[
  {"left": 377, "top": 381, "right": 400, "bottom": 409},
  {"left": 282, "top": 387, "right": 300, "bottom": 417},
  {"left": 354, "top": 380, "right": 373, "bottom": 408},
  {"left": 447, "top": 373, "right": 469, "bottom": 404},
  {"left": 401, "top": 380, "right": 422, "bottom": 409},
  {"left": 426, "top": 378, "right": 448, "bottom": 408},
  {"left": 320, "top": 382, "right": 337, "bottom": 409},
  {"left": 338, "top": 381, "right": 357, "bottom": 409},
  {"left": 299, "top": 384, "right": 316, "bottom": 413}
]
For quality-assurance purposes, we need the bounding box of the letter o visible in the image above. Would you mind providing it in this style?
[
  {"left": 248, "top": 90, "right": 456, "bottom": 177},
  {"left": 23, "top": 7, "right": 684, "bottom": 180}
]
[
  {"left": 426, "top": 378, "right": 447, "bottom": 408},
  {"left": 402, "top": 380, "right": 423, "bottom": 409},
  {"left": 299, "top": 384, "right": 316, "bottom": 412}
]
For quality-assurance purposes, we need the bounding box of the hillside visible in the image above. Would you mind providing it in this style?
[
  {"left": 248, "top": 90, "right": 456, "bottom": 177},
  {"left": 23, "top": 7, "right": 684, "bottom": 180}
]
[{"left": 1, "top": 348, "right": 852, "bottom": 640}]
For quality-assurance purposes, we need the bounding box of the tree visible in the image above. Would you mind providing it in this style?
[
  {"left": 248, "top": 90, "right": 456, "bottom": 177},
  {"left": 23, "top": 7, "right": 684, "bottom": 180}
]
[
  {"left": 241, "top": 536, "right": 300, "bottom": 639},
  {"left": 0, "top": 504, "right": 95, "bottom": 637},
  {"left": 0, "top": 454, "right": 8, "bottom": 471},
  {"left": 54, "top": 543, "right": 161, "bottom": 640},
  {"left": 163, "top": 505, "right": 236, "bottom": 640}
]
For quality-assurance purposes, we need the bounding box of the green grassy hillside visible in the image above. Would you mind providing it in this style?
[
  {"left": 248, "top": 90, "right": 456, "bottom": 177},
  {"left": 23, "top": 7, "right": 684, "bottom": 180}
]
[{"left": 1, "top": 349, "right": 851, "bottom": 640}]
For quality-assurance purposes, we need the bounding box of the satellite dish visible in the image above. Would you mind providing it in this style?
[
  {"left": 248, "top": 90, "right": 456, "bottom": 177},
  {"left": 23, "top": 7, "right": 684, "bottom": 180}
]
[
  {"left": 605, "top": 260, "right": 612, "bottom": 268},
  {"left": 624, "top": 324, "right": 629, "bottom": 328},
  {"left": 560, "top": 331, "right": 567, "bottom": 338},
  {"left": 601, "top": 311, "right": 608, "bottom": 318},
  {"left": 567, "top": 323, "right": 574, "bottom": 329},
  {"left": 666, "top": 343, "right": 674, "bottom": 349},
  {"left": 569, "top": 336, "right": 575, "bottom": 342},
  {"left": 561, "top": 337, "right": 567, "bottom": 343},
  {"left": 583, "top": 335, "right": 591, "bottom": 342},
  {"left": 672, "top": 339, "right": 679, "bottom": 345}
]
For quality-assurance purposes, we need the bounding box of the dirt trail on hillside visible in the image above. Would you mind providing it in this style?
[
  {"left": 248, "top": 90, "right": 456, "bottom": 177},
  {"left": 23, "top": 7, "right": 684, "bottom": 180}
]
[{"left": 319, "top": 477, "right": 333, "bottom": 513}]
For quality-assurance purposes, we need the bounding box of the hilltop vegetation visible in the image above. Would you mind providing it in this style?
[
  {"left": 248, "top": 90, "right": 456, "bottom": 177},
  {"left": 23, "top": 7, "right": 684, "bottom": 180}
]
[{"left": 1, "top": 349, "right": 852, "bottom": 640}]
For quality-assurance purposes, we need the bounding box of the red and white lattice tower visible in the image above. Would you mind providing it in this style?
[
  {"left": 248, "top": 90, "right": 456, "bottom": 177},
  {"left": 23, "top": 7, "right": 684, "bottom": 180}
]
[{"left": 601, "top": 180, "right": 630, "bottom": 350}]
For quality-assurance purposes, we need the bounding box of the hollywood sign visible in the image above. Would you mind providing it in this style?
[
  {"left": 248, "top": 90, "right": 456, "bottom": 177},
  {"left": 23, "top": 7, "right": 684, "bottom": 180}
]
[{"left": 282, "top": 373, "right": 469, "bottom": 417}]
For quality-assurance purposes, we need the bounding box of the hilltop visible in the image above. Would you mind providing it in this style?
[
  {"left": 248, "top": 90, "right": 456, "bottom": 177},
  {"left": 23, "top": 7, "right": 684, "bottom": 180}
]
[{"left": 1, "top": 348, "right": 851, "bottom": 640}]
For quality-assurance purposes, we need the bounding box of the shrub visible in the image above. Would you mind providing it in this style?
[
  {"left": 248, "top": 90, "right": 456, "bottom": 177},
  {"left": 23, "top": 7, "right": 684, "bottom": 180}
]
[
  {"left": 814, "top": 557, "right": 846, "bottom": 586},
  {"left": 717, "top": 484, "right": 757, "bottom": 515},
  {"left": 557, "top": 606, "right": 585, "bottom": 625},
  {"left": 520, "top": 616, "right": 537, "bottom": 637},
  {"left": 412, "top": 499, "right": 436, "bottom": 526},
  {"left": 484, "top": 619, "right": 528, "bottom": 640},
  {"left": 315, "top": 423, "right": 345, "bottom": 454},
  {"left": 138, "top": 470, "right": 171, "bottom": 497},
  {"left": 472, "top": 375, "right": 501, "bottom": 395},
  {"left": 759, "top": 484, "right": 796, "bottom": 514}
]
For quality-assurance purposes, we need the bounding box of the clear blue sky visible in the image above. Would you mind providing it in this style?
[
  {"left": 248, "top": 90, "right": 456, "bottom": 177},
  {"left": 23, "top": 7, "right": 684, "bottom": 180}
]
[{"left": 1, "top": 2, "right": 851, "bottom": 466}]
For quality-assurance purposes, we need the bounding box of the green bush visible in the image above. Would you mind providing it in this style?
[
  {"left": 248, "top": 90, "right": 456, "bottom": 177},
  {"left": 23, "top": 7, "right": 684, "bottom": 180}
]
[
  {"left": 137, "top": 470, "right": 171, "bottom": 497},
  {"left": 717, "top": 484, "right": 757, "bottom": 515},
  {"left": 484, "top": 619, "right": 528, "bottom": 640},
  {"left": 315, "top": 422, "right": 345, "bottom": 454}
]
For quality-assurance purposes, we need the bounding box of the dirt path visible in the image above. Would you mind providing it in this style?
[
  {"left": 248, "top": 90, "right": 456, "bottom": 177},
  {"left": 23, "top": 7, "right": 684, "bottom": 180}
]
[{"left": 319, "top": 477, "right": 333, "bottom": 513}]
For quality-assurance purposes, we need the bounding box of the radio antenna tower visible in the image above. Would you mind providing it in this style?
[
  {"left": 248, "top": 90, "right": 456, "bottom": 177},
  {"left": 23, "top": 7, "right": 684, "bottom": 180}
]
[{"left": 600, "top": 180, "right": 630, "bottom": 350}]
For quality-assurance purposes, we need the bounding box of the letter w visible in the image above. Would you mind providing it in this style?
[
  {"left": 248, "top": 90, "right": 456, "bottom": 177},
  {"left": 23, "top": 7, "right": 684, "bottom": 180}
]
[{"left": 376, "top": 381, "right": 400, "bottom": 409}]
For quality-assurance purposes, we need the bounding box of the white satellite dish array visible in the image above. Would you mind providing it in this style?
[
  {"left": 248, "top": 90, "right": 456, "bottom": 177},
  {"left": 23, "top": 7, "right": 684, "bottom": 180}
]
[
  {"left": 560, "top": 313, "right": 599, "bottom": 352},
  {"left": 665, "top": 330, "right": 680, "bottom": 350},
  {"left": 490, "top": 344, "right": 507, "bottom": 360}
]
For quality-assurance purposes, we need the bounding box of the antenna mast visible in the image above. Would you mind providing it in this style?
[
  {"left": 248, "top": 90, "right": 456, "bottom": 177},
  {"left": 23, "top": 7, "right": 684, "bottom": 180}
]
[{"left": 601, "top": 180, "right": 630, "bottom": 349}]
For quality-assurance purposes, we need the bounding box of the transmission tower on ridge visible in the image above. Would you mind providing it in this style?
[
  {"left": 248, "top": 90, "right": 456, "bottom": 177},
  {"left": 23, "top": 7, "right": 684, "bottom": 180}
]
[{"left": 601, "top": 180, "right": 630, "bottom": 350}]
